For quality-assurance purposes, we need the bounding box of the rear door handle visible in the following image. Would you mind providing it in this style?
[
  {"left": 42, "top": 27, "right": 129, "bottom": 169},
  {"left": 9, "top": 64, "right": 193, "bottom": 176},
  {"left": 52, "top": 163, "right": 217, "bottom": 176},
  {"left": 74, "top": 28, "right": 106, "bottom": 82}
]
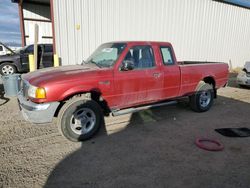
[{"left": 153, "top": 73, "right": 161, "bottom": 78}]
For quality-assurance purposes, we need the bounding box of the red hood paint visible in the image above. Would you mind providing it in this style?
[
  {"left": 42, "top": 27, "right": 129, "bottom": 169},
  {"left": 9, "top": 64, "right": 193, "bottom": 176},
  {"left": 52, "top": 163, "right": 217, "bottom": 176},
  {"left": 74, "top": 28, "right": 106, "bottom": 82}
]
[
  {"left": 22, "top": 64, "right": 114, "bottom": 103},
  {"left": 22, "top": 64, "right": 101, "bottom": 86}
]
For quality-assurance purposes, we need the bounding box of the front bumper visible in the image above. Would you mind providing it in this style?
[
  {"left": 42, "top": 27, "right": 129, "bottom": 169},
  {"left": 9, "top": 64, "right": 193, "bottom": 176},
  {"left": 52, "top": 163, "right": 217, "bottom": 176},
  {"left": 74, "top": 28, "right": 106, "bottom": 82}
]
[
  {"left": 17, "top": 93, "right": 60, "bottom": 124},
  {"left": 236, "top": 75, "right": 250, "bottom": 86}
]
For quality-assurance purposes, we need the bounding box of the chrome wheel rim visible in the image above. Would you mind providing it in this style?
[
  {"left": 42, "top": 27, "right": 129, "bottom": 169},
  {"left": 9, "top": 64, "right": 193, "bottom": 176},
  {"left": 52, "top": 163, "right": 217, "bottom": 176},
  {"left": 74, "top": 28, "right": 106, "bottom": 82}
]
[
  {"left": 199, "top": 91, "right": 211, "bottom": 108},
  {"left": 70, "top": 108, "right": 96, "bottom": 135},
  {"left": 2, "top": 65, "right": 14, "bottom": 75}
]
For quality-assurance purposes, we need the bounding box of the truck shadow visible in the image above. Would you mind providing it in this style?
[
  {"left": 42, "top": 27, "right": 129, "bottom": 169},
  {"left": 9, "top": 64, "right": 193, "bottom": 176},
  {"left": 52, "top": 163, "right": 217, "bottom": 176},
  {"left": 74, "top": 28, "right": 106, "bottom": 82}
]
[
  {"left": 0, "top": 83, "right": 9, "bottom": 106},
  {"left": 44, "top": 96, "right": 250, "bottom": 188}
]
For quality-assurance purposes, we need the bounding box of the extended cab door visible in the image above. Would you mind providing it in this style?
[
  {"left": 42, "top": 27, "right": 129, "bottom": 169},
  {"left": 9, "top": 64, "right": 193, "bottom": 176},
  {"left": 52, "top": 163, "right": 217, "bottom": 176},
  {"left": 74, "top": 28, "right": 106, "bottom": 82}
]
[
  {"left": 20, "top": 45, "right": 34, "bottom": 71},
  {"left": 42, "top": 44, "right": 53, "bottom": 68},
  {"left": 159, "top": 45, "right": 181, "bottom": 99},
  {"left": 113, "top": 44, "right": 163, "bottom": 109}
]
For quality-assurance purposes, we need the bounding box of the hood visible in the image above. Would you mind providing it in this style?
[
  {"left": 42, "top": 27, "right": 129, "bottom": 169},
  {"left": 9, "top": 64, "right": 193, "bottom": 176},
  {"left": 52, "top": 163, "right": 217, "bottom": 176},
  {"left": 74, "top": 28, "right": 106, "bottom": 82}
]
[
  {"left": 244, "top": 62, "right": 250, "bottom": 72},
  {"left": 0, "top": 53, "right": 19, "bottom": 60},
  {"left": 22, "top": 64, "right": 107, "bottom": 86}
]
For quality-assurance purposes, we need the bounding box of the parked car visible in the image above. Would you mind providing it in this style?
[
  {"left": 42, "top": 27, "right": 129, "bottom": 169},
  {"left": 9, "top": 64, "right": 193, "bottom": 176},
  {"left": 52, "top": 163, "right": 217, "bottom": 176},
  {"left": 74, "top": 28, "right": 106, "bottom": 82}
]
[
  {"left": 0, "top": 43, "right": 53, "bottom": 75},
  {"left": 0, "top": 43, "right": 11, "bottom": 56},
  {"left": 17, "top": 41, "right": 229, "bottom": 142},
  {"left": 237, "top": 61, "right": 250, "bottom": 87}
]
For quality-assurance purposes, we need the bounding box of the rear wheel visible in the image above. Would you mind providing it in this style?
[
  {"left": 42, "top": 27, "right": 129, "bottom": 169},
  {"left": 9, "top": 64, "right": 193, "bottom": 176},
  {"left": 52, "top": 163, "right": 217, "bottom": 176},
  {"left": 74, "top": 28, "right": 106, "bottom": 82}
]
[
  {"left": 57, "top": 96, "right": 103, "bottom": 142},
  {"left": 189, "top": 83, "right": 214, "bottom": 112},
  {"left": 0, "top": 63, "right": 17, "bottom": 75}
]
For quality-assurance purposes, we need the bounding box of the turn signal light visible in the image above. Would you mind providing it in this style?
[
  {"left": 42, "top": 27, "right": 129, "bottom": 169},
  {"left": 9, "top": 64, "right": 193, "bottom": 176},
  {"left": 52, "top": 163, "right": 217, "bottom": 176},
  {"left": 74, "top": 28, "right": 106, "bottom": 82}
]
[{"left": 36, "top": 88, "right": 46, "bottom": 99}]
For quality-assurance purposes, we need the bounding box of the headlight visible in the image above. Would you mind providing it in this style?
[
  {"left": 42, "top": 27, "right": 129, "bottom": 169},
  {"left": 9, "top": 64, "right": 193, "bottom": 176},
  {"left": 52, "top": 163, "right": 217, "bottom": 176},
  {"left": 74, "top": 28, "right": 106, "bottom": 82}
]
[
  {"left": 238, "top": 70, "right": 246, "bottom": 77},
  {"left": 28, "top": 85, "right": 46, "bottom": 99}
]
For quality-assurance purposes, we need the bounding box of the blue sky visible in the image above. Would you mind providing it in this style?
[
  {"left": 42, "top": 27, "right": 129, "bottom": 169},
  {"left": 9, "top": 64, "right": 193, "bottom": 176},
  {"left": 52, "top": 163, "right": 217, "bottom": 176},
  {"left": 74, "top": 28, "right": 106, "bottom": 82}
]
[
  {"left": 0, "top": 0, "right": 21, "bottom": 46},
  {"left": 224, "top": 0, "right": 250, "bottom": 7}
]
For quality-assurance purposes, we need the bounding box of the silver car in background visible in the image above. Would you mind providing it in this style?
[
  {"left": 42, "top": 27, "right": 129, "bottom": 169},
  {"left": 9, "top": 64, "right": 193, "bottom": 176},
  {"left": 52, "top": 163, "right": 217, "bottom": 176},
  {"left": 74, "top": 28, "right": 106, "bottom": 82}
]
[{"left": 237, "top": 62, "right": 250, "bottom": 87}]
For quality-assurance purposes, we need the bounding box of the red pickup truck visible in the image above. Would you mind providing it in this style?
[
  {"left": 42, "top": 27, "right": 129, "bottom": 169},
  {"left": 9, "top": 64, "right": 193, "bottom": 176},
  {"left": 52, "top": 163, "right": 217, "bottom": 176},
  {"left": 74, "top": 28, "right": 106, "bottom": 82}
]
[{"left": 18, "top": 41, "right": 228, "bottom": 141}]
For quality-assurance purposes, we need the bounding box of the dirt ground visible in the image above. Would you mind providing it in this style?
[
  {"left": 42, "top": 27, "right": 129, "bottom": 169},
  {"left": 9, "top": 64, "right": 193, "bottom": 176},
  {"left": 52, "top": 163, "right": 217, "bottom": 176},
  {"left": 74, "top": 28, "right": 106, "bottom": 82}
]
[{"left": 0, "top": 75, "right": 250, "bottom": 188}]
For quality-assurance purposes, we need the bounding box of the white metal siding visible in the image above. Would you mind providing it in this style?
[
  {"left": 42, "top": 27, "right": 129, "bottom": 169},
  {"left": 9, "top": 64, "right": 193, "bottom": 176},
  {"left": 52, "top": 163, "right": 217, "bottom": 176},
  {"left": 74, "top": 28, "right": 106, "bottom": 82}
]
[
  {"left": 53, "top": 0, "right": 250, "bottom": 67},
  {"left": 23, "top": 3, "right": 53, "bottom": 45}
]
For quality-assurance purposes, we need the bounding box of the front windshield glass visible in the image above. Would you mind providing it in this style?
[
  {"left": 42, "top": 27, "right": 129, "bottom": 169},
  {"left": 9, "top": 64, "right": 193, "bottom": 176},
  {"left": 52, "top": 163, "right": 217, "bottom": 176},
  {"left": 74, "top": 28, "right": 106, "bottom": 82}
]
[{"left": 85, "top": 43, "right": 126, "bottom": 68}]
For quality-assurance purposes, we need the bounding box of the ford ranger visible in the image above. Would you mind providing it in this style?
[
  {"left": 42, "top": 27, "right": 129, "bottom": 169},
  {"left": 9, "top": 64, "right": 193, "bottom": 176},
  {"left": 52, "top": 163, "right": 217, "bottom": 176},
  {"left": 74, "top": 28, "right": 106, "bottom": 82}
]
[{"left": 17, "top": 41, "right": 229, "bottom": 142}]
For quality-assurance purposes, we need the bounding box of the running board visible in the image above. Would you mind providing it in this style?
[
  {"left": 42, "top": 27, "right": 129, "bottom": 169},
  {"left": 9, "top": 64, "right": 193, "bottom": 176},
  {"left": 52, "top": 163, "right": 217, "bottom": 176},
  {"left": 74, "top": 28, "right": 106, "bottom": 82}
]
[{"left": 112, "top": 101, "right": 177, "bottom": 116}]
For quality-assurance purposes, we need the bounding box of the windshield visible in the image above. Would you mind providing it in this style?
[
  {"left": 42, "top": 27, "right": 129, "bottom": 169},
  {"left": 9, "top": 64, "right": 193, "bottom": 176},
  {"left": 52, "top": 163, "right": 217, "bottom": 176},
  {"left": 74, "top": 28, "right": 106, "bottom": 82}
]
[{"left": 85, "top": 43, "right": 126, "bottom": 68}]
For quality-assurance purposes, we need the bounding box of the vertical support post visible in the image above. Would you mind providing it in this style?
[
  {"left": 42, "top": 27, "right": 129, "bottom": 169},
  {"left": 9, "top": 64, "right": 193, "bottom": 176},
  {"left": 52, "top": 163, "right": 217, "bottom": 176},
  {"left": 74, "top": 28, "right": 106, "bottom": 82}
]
[
  {"left": 54, "top": 54, "right": 59, "bottom": 67},
  {"left": 28, "top": 54, "right": 35, "bottom": 72},
  {"left": 33, "top": 24, "right": 39, "bottom": 71}
]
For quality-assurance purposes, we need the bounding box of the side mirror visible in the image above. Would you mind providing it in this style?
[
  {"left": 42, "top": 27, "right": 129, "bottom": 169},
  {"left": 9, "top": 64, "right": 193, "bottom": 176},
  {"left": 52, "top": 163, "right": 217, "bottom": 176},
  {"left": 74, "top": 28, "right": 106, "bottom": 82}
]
[{"left": 121, "top": 60, "right": 134, "bottom": 71}]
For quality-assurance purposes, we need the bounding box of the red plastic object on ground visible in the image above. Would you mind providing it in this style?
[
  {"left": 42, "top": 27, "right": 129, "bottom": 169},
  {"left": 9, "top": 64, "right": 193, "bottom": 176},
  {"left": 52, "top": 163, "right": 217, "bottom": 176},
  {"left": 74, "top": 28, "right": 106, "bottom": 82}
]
[{"left": 195, "top": 138, "right": 224, "bottom": 151}]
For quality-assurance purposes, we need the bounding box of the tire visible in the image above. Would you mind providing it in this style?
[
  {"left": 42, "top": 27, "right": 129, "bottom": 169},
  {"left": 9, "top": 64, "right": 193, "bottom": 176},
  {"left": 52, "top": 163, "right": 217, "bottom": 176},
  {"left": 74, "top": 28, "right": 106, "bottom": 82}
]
[
  {"left": 57, "top": 96, "right": 104, "bottom": 142},
  {"left": 189, "top": 82, "right": 214, "bottom": 112},
  {"left": 0, "top": 63, "right": 17, "bottom": 75}
]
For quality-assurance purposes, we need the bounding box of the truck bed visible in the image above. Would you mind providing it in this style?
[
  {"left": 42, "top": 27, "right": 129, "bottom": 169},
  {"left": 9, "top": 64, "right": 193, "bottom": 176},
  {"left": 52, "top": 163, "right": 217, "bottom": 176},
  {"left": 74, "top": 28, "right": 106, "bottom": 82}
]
[{"left": 177, "top": 61, "right": 228, "bottom": 97}]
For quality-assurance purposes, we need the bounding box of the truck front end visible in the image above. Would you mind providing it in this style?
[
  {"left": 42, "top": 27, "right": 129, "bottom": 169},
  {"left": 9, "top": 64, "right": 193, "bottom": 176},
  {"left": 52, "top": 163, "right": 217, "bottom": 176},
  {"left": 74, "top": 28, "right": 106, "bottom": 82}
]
[{"left": 18, "top": 78, "right": 60, "bottom": 123}]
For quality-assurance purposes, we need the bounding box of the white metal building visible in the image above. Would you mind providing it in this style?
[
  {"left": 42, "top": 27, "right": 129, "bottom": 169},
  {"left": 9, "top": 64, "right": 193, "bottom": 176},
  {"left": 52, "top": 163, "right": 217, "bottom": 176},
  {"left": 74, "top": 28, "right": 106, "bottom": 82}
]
[{"left": 14, "top": 0, "right": 250, "bottom": 68}]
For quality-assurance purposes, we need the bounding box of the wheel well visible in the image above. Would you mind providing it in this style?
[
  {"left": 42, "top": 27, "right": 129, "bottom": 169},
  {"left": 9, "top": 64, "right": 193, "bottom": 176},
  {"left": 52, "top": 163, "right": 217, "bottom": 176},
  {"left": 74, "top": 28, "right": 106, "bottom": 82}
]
[
  {"left": 0, "top": 61, "right": 17, "bottom": 69},
  {"left": 54, "top": 91, "right": 110, "bottom": 117},
  {"left": 203, "top": 76, "right": 217, "bottom": 98}
]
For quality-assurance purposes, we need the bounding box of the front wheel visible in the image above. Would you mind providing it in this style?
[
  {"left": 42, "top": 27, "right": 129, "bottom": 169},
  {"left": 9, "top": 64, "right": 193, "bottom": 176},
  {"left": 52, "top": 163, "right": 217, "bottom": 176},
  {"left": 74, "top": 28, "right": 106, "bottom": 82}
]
[
  {"left": 0, "top": 63, "right": 17, "bottom": 75},
  {"left": 57, "top": 97, "right": 103, "bottom": 142},
  {"left": 189, "top": 83, "right": 214, "bottom": 112}
]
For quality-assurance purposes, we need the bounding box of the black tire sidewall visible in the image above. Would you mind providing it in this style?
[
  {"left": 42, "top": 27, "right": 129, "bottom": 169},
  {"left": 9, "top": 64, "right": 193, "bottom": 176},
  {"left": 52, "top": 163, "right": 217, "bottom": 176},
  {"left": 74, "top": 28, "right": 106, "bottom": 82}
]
[
  {"left": 195, "top": 89, "right": 214, "bottom": 112},
  {"left": 0, "top": 63, "right": 17, "bottom": 75},
  {"left": 60, "top": 100, "right": 103, "bottom": 142}
]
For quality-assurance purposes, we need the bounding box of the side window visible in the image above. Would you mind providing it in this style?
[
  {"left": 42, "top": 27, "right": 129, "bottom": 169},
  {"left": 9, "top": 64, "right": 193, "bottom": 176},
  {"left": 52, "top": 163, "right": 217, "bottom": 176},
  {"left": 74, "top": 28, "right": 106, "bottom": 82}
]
[
  {"left": 25, "top": 45, "right": 34, "bottom": 53},
  {"left": 160, "top": 47, "right": 174, "bottom": 65},
  {"left": 124, "top": 45, "right": 155, "bottom": 69},
  {"left": 44, "top": 45, "right": 53, "bottom": 53},
  {"left": 0, "top": 46, "right": 3, "bottom": 51}
]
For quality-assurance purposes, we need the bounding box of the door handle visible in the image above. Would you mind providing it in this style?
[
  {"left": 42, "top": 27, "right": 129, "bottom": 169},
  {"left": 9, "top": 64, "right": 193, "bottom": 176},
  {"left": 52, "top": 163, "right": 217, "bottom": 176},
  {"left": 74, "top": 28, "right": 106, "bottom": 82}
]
[{"left": 153, "top": 73, "right": 161, "bottom": 78}]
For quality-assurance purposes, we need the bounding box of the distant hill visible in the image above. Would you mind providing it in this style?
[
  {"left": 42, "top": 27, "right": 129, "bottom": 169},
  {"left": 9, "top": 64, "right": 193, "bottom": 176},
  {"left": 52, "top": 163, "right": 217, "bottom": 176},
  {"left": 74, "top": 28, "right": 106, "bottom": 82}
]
[{"left": 3, "top": 42, "right": 21, "bottom": 47}]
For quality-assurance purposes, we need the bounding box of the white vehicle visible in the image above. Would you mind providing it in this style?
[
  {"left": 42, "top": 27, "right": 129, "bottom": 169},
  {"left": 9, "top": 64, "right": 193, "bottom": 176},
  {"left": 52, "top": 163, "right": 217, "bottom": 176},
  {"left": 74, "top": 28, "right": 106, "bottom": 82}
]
[
  {"left": 0, "top": 42, "right": 20, "bottom": 56},
  {"left": 0, "top": 44, "right": 9, "bottom": 56},
  {"left": 237, "top": 62, "right": 250, "bottom": 87}
]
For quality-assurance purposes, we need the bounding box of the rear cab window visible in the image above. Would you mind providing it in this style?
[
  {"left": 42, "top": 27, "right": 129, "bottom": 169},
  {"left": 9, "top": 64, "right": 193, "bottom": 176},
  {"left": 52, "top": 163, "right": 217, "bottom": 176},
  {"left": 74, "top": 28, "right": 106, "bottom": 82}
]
[{"left": 160, "top": 46, "right": 175, "bottom": 65}]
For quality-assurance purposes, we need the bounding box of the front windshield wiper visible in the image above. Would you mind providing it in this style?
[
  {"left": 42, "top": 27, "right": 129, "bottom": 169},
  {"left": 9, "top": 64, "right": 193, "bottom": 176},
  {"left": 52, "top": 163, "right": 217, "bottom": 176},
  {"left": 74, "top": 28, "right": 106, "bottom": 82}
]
[
  {"left": 81, "top": 60, "right": 86, "bottom": 65},
  {"left": 88, "top": 60, "right": 103, "bottom": 68}
]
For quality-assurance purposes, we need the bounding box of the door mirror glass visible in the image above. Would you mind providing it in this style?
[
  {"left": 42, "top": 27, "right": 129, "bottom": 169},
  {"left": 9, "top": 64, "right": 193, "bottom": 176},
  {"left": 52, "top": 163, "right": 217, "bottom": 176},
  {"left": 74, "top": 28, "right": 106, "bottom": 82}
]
[{"left": 121, "top": 60, "right": 134, "bottom": 71}]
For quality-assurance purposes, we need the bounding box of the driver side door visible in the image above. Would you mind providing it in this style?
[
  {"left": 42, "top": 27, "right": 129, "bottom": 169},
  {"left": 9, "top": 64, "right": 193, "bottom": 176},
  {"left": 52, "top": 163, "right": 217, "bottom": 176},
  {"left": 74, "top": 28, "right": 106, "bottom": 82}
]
[{"left": 113, "top": 45, "right": 163, "bottom": 109}]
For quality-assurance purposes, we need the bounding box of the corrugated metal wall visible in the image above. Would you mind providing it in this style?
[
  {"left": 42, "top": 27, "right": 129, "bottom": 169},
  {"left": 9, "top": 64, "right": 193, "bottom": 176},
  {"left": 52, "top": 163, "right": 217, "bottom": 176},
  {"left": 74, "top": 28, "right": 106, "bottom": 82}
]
[
  {"left": 53, "top": 0, "right": 250, "bottom": 67},
  {"left": 23, "top": 3, "right": 53, "bottom": 44}
]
